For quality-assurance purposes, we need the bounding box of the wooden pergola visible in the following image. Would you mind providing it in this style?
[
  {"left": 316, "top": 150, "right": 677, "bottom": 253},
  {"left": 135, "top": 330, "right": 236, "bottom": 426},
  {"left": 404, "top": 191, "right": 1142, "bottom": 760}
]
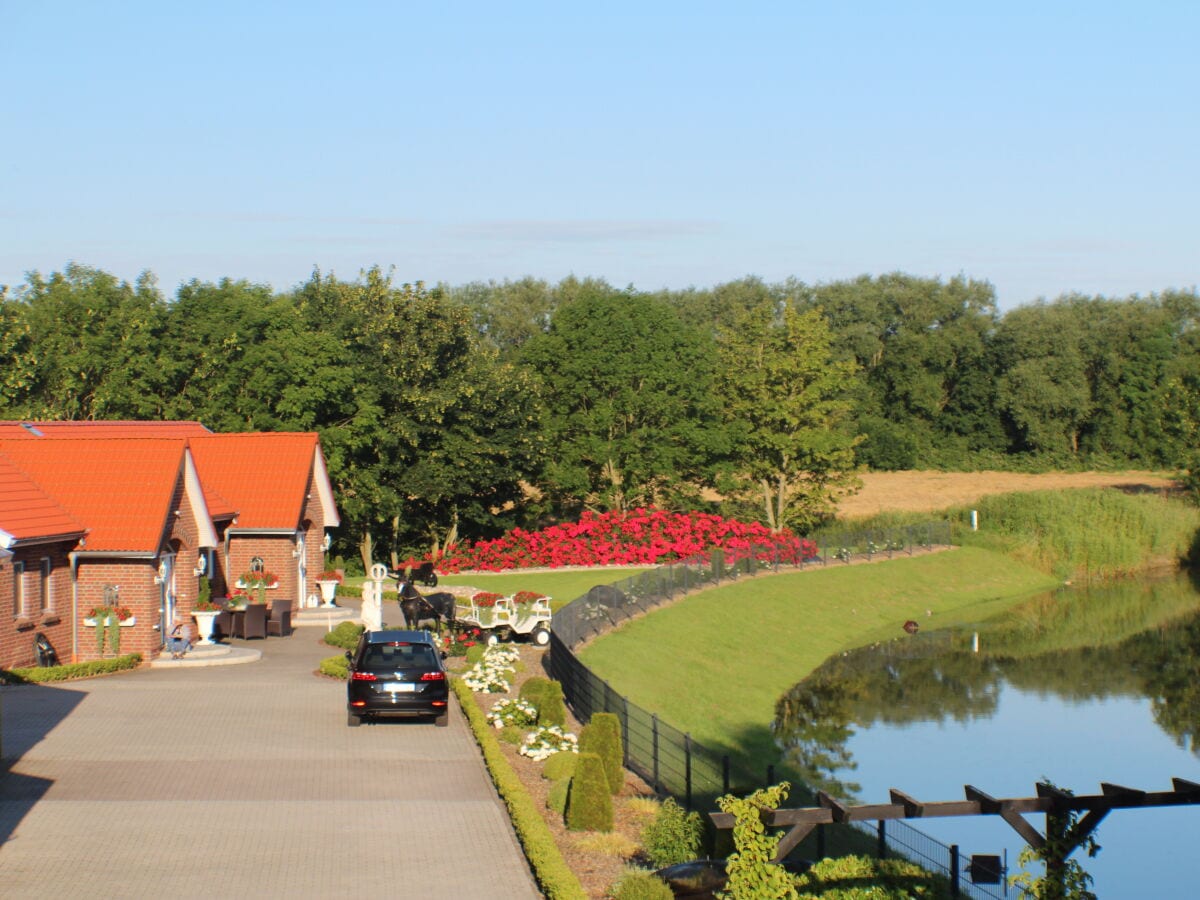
[{"left": 711, "top": 778, "right": 1200, "bottom": 894}]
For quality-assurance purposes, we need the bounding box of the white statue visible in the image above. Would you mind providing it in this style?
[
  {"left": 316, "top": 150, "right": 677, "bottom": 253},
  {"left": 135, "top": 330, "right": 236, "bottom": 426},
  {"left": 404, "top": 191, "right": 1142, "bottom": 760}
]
[{"left": 360, "top": 579, "right": 383, "bottom": 632}]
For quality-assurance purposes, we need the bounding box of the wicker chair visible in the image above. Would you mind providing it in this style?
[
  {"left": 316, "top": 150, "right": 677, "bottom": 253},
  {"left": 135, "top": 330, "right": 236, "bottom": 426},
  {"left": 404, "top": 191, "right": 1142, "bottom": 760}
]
[
  {"left": 267, "top": 605, "right": 292, "bottom": 637},
  {"left": 238, "top": 603, "right": 268, "bottom": 639}
]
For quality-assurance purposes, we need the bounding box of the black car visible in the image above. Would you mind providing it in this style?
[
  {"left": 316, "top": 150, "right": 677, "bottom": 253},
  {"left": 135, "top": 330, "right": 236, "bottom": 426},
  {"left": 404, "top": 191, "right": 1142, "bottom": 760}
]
[{"left": 346, "top": 629, "right": 449, "bottom": 727}]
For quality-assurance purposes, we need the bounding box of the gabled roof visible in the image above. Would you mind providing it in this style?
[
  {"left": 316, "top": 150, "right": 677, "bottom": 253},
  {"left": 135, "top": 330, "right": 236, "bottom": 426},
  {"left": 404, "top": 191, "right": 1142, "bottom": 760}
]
[
  {"left": 0, "top": 450, "right": 87, "bottom": 549},
  {"left": 0, "top": 437, "right": 210, "bottom": 553},
  {"left": 188, "top": 433, "right": 339, "bottom": 530},
  {"left": 0, "top": 420, "right": 212, "bottom": 438}
]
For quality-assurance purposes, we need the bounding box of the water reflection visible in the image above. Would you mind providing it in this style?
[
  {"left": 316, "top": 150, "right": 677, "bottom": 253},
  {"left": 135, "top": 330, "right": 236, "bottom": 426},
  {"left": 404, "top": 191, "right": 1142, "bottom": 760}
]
[{"left": 773, "top": 572, "right": 1200, "bottom": 800}]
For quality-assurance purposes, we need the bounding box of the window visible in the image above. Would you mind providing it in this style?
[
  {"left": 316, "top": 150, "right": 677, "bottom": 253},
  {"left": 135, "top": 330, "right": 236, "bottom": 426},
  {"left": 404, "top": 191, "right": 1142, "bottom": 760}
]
[
  {"left": 40, "top": 558, "right": 52, "bottom": 614},
  {"left": 13, "top": 561, "right": 25, "bottom": 617}
]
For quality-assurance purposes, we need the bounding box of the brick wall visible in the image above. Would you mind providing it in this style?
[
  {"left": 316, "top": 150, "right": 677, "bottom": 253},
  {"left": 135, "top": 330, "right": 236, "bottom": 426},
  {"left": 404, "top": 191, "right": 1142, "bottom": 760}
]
[
  {"left": 76, "top": 559, "right": 160, "bottom": 662},
  {"left": 1, "top": 543, "right": 74, "bottom": 669}
]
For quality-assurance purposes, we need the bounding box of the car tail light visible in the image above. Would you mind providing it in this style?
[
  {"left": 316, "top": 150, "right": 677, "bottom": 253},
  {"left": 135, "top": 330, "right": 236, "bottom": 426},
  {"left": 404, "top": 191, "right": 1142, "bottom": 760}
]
[
  {"left": 351, "top": 671, "right": 377, "bottom": 681},
  {"left": 420, "top": 671, "right": 445, "bottom": 682},
  {"left": 432, "top": 700, "right": 447, "bottom": 708},
  {"left": 350, "top": 700, "right": 367, "bottom": 708}
]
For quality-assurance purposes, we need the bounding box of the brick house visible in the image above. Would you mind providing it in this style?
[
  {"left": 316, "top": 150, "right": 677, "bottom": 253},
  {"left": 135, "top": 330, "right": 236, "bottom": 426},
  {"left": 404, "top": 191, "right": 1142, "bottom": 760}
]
[
  {"left": 0, "top": 424, "right": 339, "bottom": 667},
  {"left": 0, "top": 437, "right": 217, "bottom": 666}
]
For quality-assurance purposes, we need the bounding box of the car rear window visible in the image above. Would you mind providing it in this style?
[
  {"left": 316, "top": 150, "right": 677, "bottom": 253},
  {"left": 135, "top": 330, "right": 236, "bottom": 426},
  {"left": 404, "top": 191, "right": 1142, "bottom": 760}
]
[{"left": 361, "top": 643, "right": 439, "bottom": 670}]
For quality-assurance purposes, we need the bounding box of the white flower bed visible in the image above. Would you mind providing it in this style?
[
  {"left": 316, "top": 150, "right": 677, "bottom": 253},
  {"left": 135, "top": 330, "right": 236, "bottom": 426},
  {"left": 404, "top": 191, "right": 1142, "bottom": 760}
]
[
  {"left": 486, "top": 698, "right": 538, "bottom": 729},
  {"left": 462, "top": 645, "right": 519, "bottom": 693},
  {"left": 519, "top": 724, "right": 579, "bottom": 761}
]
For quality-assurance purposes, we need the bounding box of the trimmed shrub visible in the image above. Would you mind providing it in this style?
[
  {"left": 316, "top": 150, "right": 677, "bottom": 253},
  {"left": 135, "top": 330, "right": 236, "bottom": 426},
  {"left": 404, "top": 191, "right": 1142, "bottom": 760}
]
[
  {"left": 538, "top": 680, "right": 567, "bottom": 728},
  {"left": 464, "top": 644, "right": 486, "bottom": 666},
  {"left": 1, "top": 653, "right": 142, "bottom": 684},
  {"left": 323, "top": 621, "right": 364, "bottom": 650},
  {"left": 640, "top": 797, "right": 704, "bottom": 868},
  {"left": 579, "top": 711, "right": 623, "bottom": 794},
  {"left": 610, "top": 870, "right": 674, "bottom": 900},
  {"left": 547, "top": 777, "right": 570, "bottom": 816},
  {"left": 319, "top": 654, "right": 349, "bottom": 679},
  {"left": 795, "top": 854, "right": 952, "bottom": 899},
  {"left": 520, "top": 675, "right": 551, "bottom": 707},
  {"left": 542, "top": 750, "right": 579, "bottom": 781},
  {"left": 565, "top": 752, "right": 613, "bottom": 833}
]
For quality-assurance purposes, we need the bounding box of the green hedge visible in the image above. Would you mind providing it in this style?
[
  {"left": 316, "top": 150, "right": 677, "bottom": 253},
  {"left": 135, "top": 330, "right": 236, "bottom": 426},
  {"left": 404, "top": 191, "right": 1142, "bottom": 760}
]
[
  {"left": 1, "top": 653, "right": 143, "bottom": 684},
  {"left": 319, "top": 654, "right": 350, "bottom": 679},
  {"left": 322, "top": 621, "right": 364, "bottom": 650},
  {"left": 450, "top": 677, "right": 587, "bottom": 900}
]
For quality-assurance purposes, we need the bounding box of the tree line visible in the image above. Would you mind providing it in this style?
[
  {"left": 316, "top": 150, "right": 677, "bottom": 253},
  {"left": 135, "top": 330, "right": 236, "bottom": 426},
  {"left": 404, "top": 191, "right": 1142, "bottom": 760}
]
[{"left": 2, "top": 263, "right": 1197, "bottom": 564}]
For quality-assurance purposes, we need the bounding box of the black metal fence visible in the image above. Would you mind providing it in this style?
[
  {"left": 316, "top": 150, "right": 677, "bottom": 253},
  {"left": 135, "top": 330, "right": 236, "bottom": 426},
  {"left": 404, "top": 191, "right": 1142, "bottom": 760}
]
[{"left": 548, "top": 521, "right": 1006, "bottom": 899}]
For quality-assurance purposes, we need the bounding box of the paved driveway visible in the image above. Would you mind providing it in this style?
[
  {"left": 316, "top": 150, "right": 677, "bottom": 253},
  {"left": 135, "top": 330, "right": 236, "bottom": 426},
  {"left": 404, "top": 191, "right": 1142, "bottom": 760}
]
[{"left": 0, "top": 623, "right": 540, "bottom": 899}]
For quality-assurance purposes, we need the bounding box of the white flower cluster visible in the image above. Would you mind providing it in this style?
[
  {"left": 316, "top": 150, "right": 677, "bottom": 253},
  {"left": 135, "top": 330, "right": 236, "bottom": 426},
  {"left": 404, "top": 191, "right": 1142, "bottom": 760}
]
[
  {"left": 462, "top": 646, "right": 518, "bottom": 693},
  {"left": 486, "top": 698, "right": 538, "bottom": 730},
  {"left": 519, "top": 725, "right": 579, "bottom": 761}
]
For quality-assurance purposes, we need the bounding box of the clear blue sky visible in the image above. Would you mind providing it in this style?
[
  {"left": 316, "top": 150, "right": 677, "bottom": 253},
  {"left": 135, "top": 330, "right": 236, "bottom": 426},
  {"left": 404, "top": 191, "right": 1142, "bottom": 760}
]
[{"left": 3, "top": 1, "right": 1196, "bottom": 310}]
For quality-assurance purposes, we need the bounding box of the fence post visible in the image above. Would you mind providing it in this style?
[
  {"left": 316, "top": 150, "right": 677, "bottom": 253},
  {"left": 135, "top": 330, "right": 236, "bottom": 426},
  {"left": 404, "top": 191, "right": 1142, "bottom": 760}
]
[
  {"left": 622, "top": 695, "right": 631, "bottom": 768},
  {"left": 950, "top": 844, "right": 960, "bottom": 897},
  {"left": 685, "top": 732, "right": 693, "bottom": 811},
  {"left": 877, "top": 820, "right": 887, "bottom": 859},
  {"left": 652, "top": 714, "right": 660, "bottom": 792},
  {"left": 722, "top": 755, "right": 730, "bottom": 796}
]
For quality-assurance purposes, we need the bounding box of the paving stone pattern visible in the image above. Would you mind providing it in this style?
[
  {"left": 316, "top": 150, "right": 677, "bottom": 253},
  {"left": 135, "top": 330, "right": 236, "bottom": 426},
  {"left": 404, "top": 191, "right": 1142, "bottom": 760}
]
[{"left": 0, "top": 615, "right": 541, "bottom": 899}]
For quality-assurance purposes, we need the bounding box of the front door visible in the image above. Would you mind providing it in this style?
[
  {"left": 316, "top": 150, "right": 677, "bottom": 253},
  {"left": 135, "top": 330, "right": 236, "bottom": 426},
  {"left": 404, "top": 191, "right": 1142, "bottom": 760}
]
[{"left": 158, "top": 553, "right": 176, "bottom": 649}]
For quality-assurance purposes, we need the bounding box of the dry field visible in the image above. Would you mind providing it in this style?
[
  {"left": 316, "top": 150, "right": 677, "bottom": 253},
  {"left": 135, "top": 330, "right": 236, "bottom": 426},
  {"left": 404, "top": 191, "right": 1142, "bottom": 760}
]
[{"left": 835, "top": 470, "right": 1179, "bottom": 520}]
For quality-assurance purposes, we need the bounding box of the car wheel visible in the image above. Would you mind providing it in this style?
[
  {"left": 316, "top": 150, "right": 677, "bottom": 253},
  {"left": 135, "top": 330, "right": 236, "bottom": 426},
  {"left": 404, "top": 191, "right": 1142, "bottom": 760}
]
[
  {"left": 485, "top": 630, "right": 502, "bottom": 646},
  {"left": 347, "top": 713, "right": 362, "bottom": 727},
  {"left": 434, "top": 712, "right": 449, "bottom": 727},
  {"left": 531, "top": 626, "right": 550, "bottom": 646},
  {"left": 428, "top": 572, "right": 438, "bottom": 587}
]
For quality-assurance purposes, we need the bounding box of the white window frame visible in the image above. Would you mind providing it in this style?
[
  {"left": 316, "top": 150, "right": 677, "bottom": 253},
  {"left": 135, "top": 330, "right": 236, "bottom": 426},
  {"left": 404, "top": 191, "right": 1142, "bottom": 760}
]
[
  {"left": 40, "top": 557, "right": 52, "bottom": 614},
  {"left": 13, "top": 560, "right": 26, "bottom": 617}
]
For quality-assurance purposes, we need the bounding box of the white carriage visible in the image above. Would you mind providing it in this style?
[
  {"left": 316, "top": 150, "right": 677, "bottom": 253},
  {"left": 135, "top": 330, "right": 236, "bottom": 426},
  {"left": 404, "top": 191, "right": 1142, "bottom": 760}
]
[{"left": 455, "top": 593, "right": 553, "bottom": 646}]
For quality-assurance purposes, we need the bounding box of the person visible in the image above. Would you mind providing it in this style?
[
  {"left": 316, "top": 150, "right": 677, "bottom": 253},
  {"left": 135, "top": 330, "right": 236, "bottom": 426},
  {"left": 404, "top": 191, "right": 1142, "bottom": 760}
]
[{"left": 169, "top": 618, "right": 192, "bottom": 659}]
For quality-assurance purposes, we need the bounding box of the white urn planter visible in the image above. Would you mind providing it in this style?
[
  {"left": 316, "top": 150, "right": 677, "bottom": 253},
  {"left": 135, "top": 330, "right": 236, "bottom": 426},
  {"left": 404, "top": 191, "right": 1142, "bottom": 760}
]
[
  {"left": 191, "top": 609, "right": 221, "bottom": 645},
  {"left": 316, "top": 580, "right": 340, "bottom": 607}
]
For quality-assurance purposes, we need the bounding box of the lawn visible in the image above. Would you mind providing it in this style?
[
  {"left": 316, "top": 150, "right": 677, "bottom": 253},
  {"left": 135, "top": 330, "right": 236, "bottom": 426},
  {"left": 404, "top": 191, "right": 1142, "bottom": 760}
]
[{"left": 577, "top": 546, "right": 1060, "bottom": 764}]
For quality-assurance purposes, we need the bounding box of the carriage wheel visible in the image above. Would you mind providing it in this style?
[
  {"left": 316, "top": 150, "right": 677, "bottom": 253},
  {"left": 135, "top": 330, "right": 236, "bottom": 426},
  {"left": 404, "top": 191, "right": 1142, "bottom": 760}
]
[
  {"left": 485, "top": 630, "right": 502, "bottom": 646},
  {"left": 531, "top": 626, "right": 550, "bottom": 646}
]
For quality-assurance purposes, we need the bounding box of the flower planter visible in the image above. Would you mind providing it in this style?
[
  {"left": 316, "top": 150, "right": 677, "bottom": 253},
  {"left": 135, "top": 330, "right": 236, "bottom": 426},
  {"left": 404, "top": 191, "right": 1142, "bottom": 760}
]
[
  {"left": 316, "top": 580, "right": 340, "bottom": 607},
  {"left": 191, "top": 609, "right": 221, "bottom": 645},
  {"left": 83, "top": 616, "right": 136, "bottom": 628}
]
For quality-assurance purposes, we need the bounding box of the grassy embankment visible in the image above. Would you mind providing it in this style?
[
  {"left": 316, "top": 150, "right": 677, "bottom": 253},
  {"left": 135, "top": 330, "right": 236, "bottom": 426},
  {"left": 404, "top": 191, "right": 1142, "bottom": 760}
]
[{"left": 578, "top": 489, "right": 1200, "bottom": 764}]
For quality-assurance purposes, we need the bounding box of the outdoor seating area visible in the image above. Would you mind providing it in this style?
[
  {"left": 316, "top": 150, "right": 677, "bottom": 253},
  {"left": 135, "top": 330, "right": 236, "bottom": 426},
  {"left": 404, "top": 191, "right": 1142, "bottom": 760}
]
[{"left": 212, "top": 602, "right": 292, "bottom": 642}]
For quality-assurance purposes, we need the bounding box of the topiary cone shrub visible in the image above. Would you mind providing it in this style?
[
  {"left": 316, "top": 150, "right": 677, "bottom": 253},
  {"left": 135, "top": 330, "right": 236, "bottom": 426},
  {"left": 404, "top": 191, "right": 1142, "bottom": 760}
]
[
  {"left": 579, "top": 711, "right": 624, "bottom": 795},
  {"left": 537, "top": 680, "right": 567, "bottom": 728},
  {"left": 565, "top": 752, "right": 614, "bottom": 832},
  {"left": 520, "top": 675, "right": 550, "bottom": 709},
  {"left": 542, "top": 750, "right": 579, "bottom": 782}
]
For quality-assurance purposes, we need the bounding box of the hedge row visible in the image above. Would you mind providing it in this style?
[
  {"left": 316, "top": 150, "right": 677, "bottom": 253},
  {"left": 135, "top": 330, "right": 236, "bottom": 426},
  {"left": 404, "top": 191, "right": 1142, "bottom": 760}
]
[
  {"left": 0, "top": 653, "right": 143, "bottom": 684},
  {"left": 450, "top": 677, "right": 587, "bottom": 900}
]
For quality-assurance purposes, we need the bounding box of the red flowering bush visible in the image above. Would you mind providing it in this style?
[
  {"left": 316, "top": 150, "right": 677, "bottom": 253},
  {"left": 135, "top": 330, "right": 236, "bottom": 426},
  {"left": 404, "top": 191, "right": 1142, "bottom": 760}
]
[
  {"left": 472, "top": 592, "right": 504, "bottom": 608},
  {"left": 87, "top": 606, "right": 133, "bottom": 621},
  {"left": 512, "top": 591, "right": 546, "bottom": 605},
  {"left": 405, "top": 508, "right": 817, "bottom": 574}
]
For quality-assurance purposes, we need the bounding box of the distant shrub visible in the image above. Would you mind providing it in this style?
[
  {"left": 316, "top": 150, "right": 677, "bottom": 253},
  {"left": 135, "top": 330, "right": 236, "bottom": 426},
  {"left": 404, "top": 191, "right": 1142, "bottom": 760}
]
[
  {"left": 1, "top": 653, "right": 142, "bottom": 684},
  {"left": 319, "top": 655, "right": 349, "bottom": 679},
  {"left": 520, "top": 675, "right": 551, "bottom": 707},
  {"left": 538, "top": 680, "right": 567, "bottom": 728},
  {"left": 543, "top": 750, "right": 579, "bottom": 782},
  {"left": 579, "top": 712, "right": 623, "bottom": 794},
  {"left": 566, "top": 752, "right": 613, "bottom": 833},
  {"left": 464, "top": 644, "right": 487, "bottom": 666},
  {"left": 609, "top": 869, "right": 674, "bottom": 900},
  {"left": 547, "top": 778, "right": 570, "bottom": 816},
  {"left": 499, "top": 725, "right": 525, "bottom": 746},
  {"left": 640, "top": 797, "right": 703, "bottom": 869},
  {"left": 323, "top": 621, "right": 364, "bottom": 650},
  {"left": 795, "top": 854, "right": 952, "bottom": 899}
]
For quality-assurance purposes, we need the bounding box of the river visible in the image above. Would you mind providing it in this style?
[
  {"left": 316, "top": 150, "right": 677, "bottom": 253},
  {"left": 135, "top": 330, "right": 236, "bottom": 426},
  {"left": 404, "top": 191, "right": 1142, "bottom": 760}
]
[{"left": 773, "top": 571, "right": 1200, "bottom": 898}]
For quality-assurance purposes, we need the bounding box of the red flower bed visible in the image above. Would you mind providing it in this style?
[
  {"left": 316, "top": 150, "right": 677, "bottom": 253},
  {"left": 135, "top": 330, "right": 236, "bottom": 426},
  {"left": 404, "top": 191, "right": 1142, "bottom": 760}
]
[{"left": 403, "top": 509, "right": 817, "bottom": 574}]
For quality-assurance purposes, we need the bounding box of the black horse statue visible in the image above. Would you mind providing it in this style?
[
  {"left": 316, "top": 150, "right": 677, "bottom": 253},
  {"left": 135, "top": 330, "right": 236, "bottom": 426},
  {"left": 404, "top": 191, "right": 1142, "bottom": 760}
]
[{"left": 396, "top": 575, "right": 456, "bottom": 631}]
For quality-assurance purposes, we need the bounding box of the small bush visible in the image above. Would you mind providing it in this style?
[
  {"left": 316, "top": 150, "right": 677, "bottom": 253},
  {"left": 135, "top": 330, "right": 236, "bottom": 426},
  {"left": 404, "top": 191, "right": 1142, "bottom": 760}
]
[
  {"left": 319, "top": 654, "right": 349, "bottom": 679},
  {"left": 547, "top": 777, "right": 570, "bottom": 816},
  {"left": 795, "top": 854, "right": 952, "bottom": 899},
  {"left": 566, "top": 752, "right": 613, "bottom": 833},
  {"left": 609, "top": 869, "right": 674, "bottom": 900},
  {"left": 579, "top": 711, "right": 623, "bottom": 794},
  {"left": 323, "top": 621, "right": 364, "bottom": 650},
  {"left": 538, "top": 680, "right": 567, "bottom": 728},
  {"left": 520, "top": 675, "right": 551, "bottom": 706},
  {"left": 625, "top": 797, "right": 660, "bottom": 819},
  {"left": 543, "top": 750, "right": 579, "bottom": 781},
  {"left": 640, "top": 797, "right": 703, "bottom": 868},
  {"left": 499, "top": 725, "right": 525, "bottom": 745},
  {"left": 0, "top": 653, "right": 142, "bottom": 684},
  {"left": 464, "top": 644, "right": 487, "bottom": 666}
]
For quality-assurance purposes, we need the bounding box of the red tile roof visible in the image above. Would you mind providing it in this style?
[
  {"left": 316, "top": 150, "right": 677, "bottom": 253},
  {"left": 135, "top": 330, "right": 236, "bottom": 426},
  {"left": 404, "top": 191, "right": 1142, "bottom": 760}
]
[
  {"left": 188, "top": 433, "right": 320, "bottom": 529},
  {"left": 0, "top": 450, "right": 87, "bottom": 546},
  {"left": 0, "top": 438, "right": 189, "bottom": 553},
  {"left": 0, "top": 421, "right": 211, "bottom": 438}
]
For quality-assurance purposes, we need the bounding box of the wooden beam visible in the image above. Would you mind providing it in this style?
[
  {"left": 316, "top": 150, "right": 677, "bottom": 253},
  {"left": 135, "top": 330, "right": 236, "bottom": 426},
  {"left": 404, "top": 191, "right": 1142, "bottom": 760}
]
[
  {"left": 1064, "top": 807, "right": 1109, "bottom": 855},
  {"left": 999, "top": 807, "right": 1046, "bottom": 851},
  {"left": 817, "top": 790, "right": 850, "bottom": 824},
  {"left": 772, "top": 823, "right": 817, "bottom": 863},
  {"left": 890, "top": 788, "right": 923, "bottom": 816},
  {"left": 1173, "top": 777, "right": 1200, "bottom": 794},
  {"left": 1100, "top": 782, "right": 1145, "bottom": 799},
  {"left": 766, "top": 807, "right": 833, "bottom": 827},
  {"left": 964, "top": 784, "right": 1001, "bottom": 814}
]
